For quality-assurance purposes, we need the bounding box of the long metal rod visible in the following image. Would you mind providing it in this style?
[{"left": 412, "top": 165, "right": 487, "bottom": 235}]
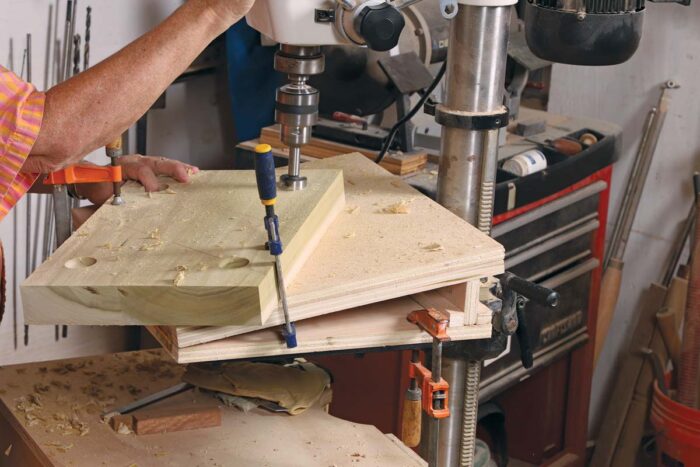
[
  {"left": 662, "top": 204, "right": 696, "bottom": 286},
  {"left": 8, "top": 38, "right": 17, "bottom": 349},
  {"left": 24, "top": 34, "right": 32, "bottom": 347},
  {"left": 66, "top": 0, "right": 78, "bottom": 80},
  {"left": 603, "top": 107, "right": 656, "bottom": 267},
  {"left": 60, "top": 0, "right": 72, "bottom": 82},
  {"left": 428, "top": 340, "right": 443, "bottom": 467},
  {"left": 84, "top": 6, "right": 91, "bottom": 70},
  {"left": 43, "top": 4, "right": 53, "bottom": 90},
  {"left": 604, "top": 81, "right": 679, "bottom": 269},
  {"left": 53, "top": 0, "right": 60, "bottom": 84},
  {"left": 434, "top": 4, "right": 512, "bottom": 466}
]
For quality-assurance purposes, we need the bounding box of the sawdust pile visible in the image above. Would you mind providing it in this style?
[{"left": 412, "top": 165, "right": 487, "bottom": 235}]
[{"left": 382, "top": 200, "right": 412, "bottom": 214}]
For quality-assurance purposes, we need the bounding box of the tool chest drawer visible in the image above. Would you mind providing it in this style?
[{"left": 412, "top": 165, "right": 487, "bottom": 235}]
[{"left": 480, "top": 181, "right": 607, "bottom": 399}]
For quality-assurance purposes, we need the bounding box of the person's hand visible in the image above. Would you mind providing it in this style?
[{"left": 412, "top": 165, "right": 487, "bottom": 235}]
[
  {"left": 191, "top": 0, "right": 257, "bottom": 30},
  {"left": 76, "top": 155, "right": 199, "bottom": 205}
]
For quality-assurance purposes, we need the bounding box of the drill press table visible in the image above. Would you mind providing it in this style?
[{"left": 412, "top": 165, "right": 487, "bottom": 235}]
[{"left": 149, "top": 153, "right": 503, "bottom": 362}]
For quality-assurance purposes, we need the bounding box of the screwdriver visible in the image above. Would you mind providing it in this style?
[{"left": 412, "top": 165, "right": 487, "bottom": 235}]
[{"left": 254, "top": 144, "right": 297, "bottom": 348}]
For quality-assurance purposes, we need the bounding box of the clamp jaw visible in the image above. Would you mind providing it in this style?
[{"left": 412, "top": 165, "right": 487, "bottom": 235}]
[
  {"left": 407, "top": 308, "right": 451, "bottom": 419},
  {"left": 402, "top": 308, "right": 451, "bottom": 452}
]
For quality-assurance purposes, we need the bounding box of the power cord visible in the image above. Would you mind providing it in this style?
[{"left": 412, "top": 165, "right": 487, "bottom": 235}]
[{"left": 375, "top": 61, "right": 447, "bottom": 165}]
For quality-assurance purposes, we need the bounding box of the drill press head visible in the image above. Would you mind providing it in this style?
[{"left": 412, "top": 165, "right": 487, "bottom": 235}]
[{"left": 247, "top": 0, "right": 407, "bottom": 190}]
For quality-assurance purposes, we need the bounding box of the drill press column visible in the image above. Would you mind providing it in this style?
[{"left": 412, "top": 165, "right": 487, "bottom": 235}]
[
  {"left": 433, "top": 2, "right": 514, "bottom": 466},
  {"left": 274, "top": 45, "right": 324, "bottom": 191}
]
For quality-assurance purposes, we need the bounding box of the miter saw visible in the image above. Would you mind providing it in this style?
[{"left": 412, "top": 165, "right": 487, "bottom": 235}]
[{"left": 244, "top": 0, "right": 690, "bottom": 465}]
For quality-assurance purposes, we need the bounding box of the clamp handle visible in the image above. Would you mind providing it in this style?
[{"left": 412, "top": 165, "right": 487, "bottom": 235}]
[
  {"left": 499, "top": 272, "right": 559, "bottom": 307},
  {"left": 496, "top": 273, "right": 559, "bottom": 369},
  {"left": 254, "top": 144, "right": 277, "bottom": 206}
]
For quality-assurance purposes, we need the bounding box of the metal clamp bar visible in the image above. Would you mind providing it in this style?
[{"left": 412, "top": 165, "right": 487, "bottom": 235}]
[{"left": 433, "top": 104, "right": 509, "bottom": 130}]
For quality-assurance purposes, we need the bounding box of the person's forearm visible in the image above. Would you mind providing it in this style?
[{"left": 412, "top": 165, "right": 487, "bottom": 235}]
[{"left": 30, "top": 1, "right": 233, "bottom": 171}]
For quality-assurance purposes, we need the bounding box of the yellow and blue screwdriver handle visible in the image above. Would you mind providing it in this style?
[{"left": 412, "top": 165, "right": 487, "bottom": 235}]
[{"left": 254, "top": 144, "right": 298, "bottom": 348}]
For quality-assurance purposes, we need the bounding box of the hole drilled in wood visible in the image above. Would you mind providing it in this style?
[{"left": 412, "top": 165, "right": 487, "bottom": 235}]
[
  {"left": 64, "top": 257, "right": 97, "bottom": 269},
  {"left": 219, "top": 257, "right": 250, "bottom": 269}
]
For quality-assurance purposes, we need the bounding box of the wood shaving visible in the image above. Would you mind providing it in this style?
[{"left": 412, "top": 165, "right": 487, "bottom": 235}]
[
  {"left": 343, "top": 233, "right": 356, "bottom": 239},
  {"left": 46, "top": 441, "right": 74, "bottom": 452},
  {"left": 117, "top": 423, "right": 133, "bottom": 435},
  {"left": 163, "top": 188, "right": 177, "bottom": 195},
  {"left": 4, "top": 444, "right": 11, "bottom": 456},
  {"left": 28, "top": 393, "right": 43, "bottom": 407},
  {"left": 176, "top": 265, "right": 188, "bottom": 272},
  {"left": 70, "top": 416, "right": 90, "bottom": 436},
  {"left": 173, "top": 271, "right": 186, "bottom": 287},
  {"left": 139, "top": 240, "right": 162, "bottom": 251},
  {"left": 345, "top": 206, "right": 360, "bottom": 215},
  {"left": 33, "top": 383, "right": 50, "bottom": 394},
  {"left": 147, "top": 192, "right": 153, "bottom": 199},
  {"left": 423, "top": 243, "right": 444, "bottom": 252},
  {"left": 148, "top": 228, "right": 160, "bottom": 240},
  {"left": 76, "top": 230, "right": 89, "bottom": 237},
  {"left": 382, "top": 200, "right": 411, "bottom": 214},
  {"left": 429, "top": 170, "right": 439, "bottom": 176}
]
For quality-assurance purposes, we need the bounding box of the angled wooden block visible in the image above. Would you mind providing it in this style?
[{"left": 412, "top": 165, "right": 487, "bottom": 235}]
[{"left": 22, "top": 169, "right": 345, "bottom": 326}]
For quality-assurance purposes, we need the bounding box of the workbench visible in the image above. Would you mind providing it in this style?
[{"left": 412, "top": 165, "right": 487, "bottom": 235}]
[{"left": 0, "top": 350, "right": 426, "bottom": 466}]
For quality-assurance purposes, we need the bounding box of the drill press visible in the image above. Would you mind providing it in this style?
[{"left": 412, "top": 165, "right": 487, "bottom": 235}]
[{"left": 244, "top": 0, "right": 678, "bottom": 465}]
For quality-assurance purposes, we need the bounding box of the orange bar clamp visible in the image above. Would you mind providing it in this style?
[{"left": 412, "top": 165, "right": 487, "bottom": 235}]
[{"left": 44, "top": 163, "right": 122, "bottom": 186}]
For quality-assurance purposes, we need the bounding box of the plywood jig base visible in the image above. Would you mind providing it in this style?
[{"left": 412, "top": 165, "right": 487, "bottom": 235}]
[
  {"left": 22, "top": 169, "right": 345, "bottom": 326},
  {"left": 0, "top": 351, "right": 426, "bottom": 466},
  {"left": 157, "top": 154, "right": 504, "bottom": 349},
  {"left": 150, "top": 290, "right": 494, "bottom": 364}
]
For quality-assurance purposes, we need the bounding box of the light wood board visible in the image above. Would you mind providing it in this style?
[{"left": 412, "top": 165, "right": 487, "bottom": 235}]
[
  {"left": 0, "top": 350, "right": 426, "bottom": 466},
  {"left": 159, "top": 154, "right": 504, "bottom": 349},
  {"left": 151, "top": 292, "right": 493, "bottom": 363},
  {"left": 259, "top": 125, "right": 428, "bottom": 175},
  {"left": 22, "top": 169, "right": 345, "bottom": 326}
]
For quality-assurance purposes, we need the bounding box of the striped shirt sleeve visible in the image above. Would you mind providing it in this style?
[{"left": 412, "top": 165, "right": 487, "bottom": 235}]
[{"left": 0, "top": 65, "right": 45, "bottom": 222}]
